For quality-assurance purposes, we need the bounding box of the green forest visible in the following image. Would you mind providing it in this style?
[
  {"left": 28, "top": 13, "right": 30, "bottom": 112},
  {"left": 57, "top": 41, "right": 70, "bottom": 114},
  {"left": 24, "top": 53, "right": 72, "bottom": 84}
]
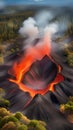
[{"left": 0, "top": 11, "right": 34, "bottom": 43}]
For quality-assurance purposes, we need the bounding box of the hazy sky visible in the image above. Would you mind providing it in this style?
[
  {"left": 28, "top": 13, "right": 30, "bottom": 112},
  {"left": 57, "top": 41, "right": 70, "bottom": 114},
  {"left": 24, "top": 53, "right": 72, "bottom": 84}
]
[{"left": 0, "top": 0, "right": 73, "bottom": 6}]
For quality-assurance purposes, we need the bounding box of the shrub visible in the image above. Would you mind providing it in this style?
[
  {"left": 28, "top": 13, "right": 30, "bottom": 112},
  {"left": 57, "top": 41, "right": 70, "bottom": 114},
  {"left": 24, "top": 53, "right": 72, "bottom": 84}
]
[
  {"left": 18, "top": 124, "right": 28, "bottom": 130},
  {"left": 14, "top": 112, "right": 22, "bottom": 120},
  {"left": 0, "top": 88, "right": 5, "bottom": 98},
  {"left": 0, "top": 108, "right": 10, "bottom": 117},
  {"left": 0, "top": 98, "right": 10, "bottom": 108},
  {"left": 0, "top": 115, "right": 18, "bottom": 128},
  {"left": 7, "top": 115, "right": 19, "bottom": 123},
  {"left": 1, "top": 121, "right": 17, "bottom": 130},
  {"left": 28, "top": 120, "right": 46, "bottom": 130},
  {"left": 60, "top": 96, "right": 73, "bottom": 114}
]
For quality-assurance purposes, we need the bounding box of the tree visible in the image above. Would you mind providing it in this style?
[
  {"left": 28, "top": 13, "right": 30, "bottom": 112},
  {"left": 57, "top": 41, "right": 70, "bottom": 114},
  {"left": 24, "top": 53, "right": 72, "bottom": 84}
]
[
  {"left": 0, "top": 115, "right": 18, "bottom": 128},
  {"left": 18, "top": 125, "right": 28, "bottom": 130},
  {"left": 0, "top": 98, "right": 10, "bottom": 108},
  {"left": 14, "top": 112, "right": 22, "bottom": 120},
  {"left": 60, "top": 96, "right": 73, "bottom": 123},
  {"left": 0, "top": 88, "right": 10, "bottom": 108},
  {"left": 1, "top": 121, "right": 17, "bottom": 130},
  {"left": 0, "top": 88, "right": 5, "bottom": 98},
  {"left": 0, "top": 108, "right": 10, "bottom": 118},
  {"left": 60, "top": 96, "right": 73, "bottom": 114},
  {"left": 28, "top": 120, "right": 46, "bottom": 130}
]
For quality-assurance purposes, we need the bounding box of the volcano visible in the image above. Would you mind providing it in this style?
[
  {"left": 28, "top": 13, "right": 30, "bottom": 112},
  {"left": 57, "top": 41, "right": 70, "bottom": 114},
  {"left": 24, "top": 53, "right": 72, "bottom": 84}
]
[
  {"left": 8, "top": 54, "right": 64, "bottom": 97},
  {"left": 0, "top": 7, "right": 73, "bottom": 130},
  {"left": 8, "top": 36, "right": 64, "bottom": 97}
]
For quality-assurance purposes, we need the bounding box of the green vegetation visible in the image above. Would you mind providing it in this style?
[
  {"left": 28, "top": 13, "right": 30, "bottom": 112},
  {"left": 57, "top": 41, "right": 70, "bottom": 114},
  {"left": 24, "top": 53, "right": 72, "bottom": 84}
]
[
  {"left": 60, "top": 96, "right": 73, "bottom": 114},
  {"left": 0, "top": 88, "right": 5, "bottom": 97},
  {"left": 0, "top": 88, "right": 10, "bottom": 108},
  {"left": 60, "top": 96, "right": 73, "bottom": 123},
  {"left": 67, "top": 54, "right": 73, "bottom": 67},
  {"left": 0, "top": 107, "right": 46, "bottom": 130},
  {"left": 0, "top": 88, "right": 47, "bottom": 130},
  {"left": 0, "top": 11, "right": 34, "bottom": 44},
  {"left": 28, "top": 120, "right": 46, "bottom": 130},
  {"left": 64, "top": 42, "right": 73, "bottom": 67},
  {"left": 0, "top": 98, "right": 10, "bottom": 108}
]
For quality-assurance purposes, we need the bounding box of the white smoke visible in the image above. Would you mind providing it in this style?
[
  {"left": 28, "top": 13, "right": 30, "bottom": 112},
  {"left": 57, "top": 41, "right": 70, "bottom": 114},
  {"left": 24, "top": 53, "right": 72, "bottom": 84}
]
[
  {"left": 19, "top": 17, "right": 39, "bottom": 38},
  {"left": 19, "top": 11, "right": 58, "bottom": 49},
  {"left": 35, "top": 10, "right": 53, "bottom": 27},
  {"left": 44, "top": 23, "right": 58, "bottom": 36}
]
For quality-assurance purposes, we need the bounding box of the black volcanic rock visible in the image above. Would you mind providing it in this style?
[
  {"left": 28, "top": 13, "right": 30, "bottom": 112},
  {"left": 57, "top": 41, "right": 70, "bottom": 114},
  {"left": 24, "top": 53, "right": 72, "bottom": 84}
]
[
  {"left": 24, "top": 93, "right": 63, "bottom": 121},
  {"left": 24, "top": 94, "right": 73, "bottom": 130}
]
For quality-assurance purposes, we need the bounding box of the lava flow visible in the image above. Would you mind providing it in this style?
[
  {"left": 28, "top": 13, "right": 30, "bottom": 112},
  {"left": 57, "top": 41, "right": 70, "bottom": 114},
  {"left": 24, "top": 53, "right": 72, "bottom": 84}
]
[{"left": 8, "top": 35, "right": 64, "bottom": 97}]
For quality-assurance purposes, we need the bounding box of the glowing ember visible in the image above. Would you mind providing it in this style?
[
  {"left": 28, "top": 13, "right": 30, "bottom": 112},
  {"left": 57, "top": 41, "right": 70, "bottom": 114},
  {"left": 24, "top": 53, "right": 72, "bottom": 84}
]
[{"left": 8, "top": 35, "right": 64, "bottom": 97}]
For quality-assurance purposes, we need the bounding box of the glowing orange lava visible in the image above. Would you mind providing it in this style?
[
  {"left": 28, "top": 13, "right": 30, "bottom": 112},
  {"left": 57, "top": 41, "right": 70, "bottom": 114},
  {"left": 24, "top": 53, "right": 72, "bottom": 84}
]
[{"left": 8, "top": 35, "right": 64, "bottom": 97}]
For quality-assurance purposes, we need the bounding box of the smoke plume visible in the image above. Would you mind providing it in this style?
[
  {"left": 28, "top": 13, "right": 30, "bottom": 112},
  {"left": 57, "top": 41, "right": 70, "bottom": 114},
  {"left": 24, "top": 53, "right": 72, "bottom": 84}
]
[{"left": 19, "top": 10, "right": 58, "bottom": 50}]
